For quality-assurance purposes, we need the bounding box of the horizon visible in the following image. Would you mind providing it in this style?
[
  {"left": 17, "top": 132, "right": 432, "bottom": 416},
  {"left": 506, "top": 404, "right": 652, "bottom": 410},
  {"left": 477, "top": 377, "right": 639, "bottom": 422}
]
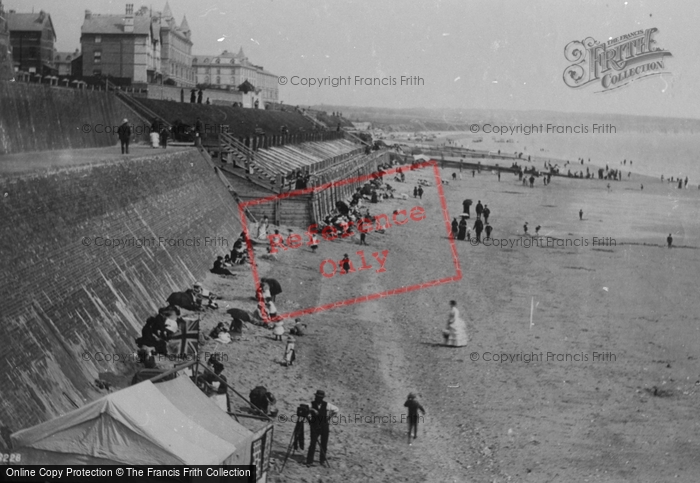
[{"left": 4, "top": 0, "right": 699, "bottom": 119}]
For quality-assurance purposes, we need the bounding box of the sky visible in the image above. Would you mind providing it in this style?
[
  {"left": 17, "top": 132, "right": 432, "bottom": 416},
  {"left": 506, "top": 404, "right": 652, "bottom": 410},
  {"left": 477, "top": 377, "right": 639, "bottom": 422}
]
[{"left": 6, "top": 0, "right": 699, "bottom": 118}]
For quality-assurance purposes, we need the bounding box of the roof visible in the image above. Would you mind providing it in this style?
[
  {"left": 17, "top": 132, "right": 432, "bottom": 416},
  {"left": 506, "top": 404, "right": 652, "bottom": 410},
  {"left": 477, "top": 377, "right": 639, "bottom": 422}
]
[
  {"left": 7, "top": 11, "right": 55, "bottom": 39},
  {"left": 180, "top": 15, "right": 189, "bottom": 32},
  {"left": 11, "top": 379, "right": 238, "bottom": 465},
  {"left": 81, "top": 14, "right": 152, "bottom": 35},
  {"left": 54, "top": 51, "right": 79, "bottom": 62}
]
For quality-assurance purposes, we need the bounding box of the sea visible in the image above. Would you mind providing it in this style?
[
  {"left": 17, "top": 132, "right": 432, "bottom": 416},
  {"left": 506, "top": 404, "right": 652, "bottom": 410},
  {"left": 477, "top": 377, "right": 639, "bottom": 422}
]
[{"left": 441, "top": 131, "right": 700, "bottom": 182}]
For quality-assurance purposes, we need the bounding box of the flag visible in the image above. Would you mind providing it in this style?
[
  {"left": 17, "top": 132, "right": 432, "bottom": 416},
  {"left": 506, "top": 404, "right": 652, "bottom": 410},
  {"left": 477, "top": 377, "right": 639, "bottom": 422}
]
[{"left": 167, "top": 317, "right": 200, "bottom": 357}]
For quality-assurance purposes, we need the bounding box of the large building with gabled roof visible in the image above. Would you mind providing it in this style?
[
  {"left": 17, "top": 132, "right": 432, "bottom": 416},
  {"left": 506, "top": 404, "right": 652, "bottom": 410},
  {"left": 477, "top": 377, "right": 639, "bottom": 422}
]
[
  {"left": 192, "top": 48, "right": 279, "bottom": 104},
  {"left": 6, "top": 8, "right": 56, "bottom": 75},
  {"left": 80, "top": 4, "right": 161, "bottom": 85}
]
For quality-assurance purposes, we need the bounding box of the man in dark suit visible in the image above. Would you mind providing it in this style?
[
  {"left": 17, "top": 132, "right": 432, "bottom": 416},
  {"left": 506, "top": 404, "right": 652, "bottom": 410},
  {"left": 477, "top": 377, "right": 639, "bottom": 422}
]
[
  {"left": 306, "top": 390, "right": 339, "bottom": 467},
  {"left": 117, "top": 119, "right": 131, "bottom": 154},
  {"left": 473, "top": 218, "right": 484, "bottom": 243}
]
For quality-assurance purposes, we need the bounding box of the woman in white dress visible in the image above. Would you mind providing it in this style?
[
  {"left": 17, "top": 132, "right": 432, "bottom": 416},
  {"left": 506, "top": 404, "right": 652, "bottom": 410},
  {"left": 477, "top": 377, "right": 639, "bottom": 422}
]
[
  {"left": 257, "top": 216, "right": 270, "bottom": 240},
  {"left": 443, "top": 300, "right": 468, "bottom": 347}
]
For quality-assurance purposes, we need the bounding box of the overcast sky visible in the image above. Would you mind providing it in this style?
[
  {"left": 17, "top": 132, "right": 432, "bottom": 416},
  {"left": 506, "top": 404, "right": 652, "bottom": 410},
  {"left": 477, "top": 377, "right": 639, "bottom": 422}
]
[{"left": 7, "top": 0, "right": 699, "bottom": 118}]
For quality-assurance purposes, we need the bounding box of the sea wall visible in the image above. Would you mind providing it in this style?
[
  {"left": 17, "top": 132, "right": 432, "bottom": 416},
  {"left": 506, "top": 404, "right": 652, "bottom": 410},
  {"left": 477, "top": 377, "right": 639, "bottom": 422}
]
[
  {"left": 0, "top": 148, "right": 241, "bottom": 447},
  {"left": 0, "top": 81, "right": 138, "bottom": 155}
]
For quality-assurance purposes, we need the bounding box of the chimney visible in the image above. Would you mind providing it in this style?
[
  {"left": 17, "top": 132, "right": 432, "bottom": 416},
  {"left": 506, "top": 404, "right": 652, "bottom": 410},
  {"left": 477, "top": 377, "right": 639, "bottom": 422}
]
[
  {"left": 124, "top": 4, "right": 134, "bottom": 33},
  {"left": 85, "top": 9, "right": 91, "bottom": 19}
]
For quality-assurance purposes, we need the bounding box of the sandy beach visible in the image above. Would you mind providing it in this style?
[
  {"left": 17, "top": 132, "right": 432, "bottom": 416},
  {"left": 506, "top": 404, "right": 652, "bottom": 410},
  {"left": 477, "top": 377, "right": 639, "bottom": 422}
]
[{"left": 159, "top": 158, "right": 700, "bottom": 483}]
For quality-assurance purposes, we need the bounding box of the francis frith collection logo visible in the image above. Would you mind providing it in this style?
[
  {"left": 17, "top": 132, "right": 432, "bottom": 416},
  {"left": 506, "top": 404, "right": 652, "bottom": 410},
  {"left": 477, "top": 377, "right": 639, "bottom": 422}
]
[{"left": 563, "top": 28, "right": 672, "bottom": 92}]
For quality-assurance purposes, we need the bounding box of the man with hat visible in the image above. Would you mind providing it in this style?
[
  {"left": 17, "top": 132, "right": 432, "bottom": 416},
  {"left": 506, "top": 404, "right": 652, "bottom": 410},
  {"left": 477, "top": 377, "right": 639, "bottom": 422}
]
[
  {"left": 306, "top": 389, "right": 339, "bottom": 467},
  {"left": 117, "top": 118, "right": 132, "bottom": 154}
]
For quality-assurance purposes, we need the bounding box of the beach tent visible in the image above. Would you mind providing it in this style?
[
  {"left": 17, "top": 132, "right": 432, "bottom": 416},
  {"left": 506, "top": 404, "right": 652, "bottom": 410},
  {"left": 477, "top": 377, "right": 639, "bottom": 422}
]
[
  {"left": 10, "top": 380, "right": 239, "bottom": 466},
  {"left": 155, "top": 376, "right": 255, "bottom": 466}
]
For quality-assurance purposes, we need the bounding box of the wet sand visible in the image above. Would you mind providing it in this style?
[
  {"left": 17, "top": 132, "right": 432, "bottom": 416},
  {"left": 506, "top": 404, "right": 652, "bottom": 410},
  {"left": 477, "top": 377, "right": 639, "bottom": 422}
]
[{"left": 192, "top": 162, "right": 700, "bottom": 482}]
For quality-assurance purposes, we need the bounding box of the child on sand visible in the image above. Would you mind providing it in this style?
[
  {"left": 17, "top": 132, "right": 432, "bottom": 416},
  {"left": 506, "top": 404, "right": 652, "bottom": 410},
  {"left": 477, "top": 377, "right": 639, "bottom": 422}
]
[{"left": 403, "top": 393, "right": 426, "bottom": 445}]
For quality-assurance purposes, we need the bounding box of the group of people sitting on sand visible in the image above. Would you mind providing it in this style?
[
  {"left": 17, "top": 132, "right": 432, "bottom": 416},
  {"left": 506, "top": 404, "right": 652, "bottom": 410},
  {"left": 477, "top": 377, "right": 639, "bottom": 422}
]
[
  {"left": 211, "top": 232, "right": 249, "bottom": 275},
  {"left": 135, "top": 280, "right": 223, "bottom": 361}
]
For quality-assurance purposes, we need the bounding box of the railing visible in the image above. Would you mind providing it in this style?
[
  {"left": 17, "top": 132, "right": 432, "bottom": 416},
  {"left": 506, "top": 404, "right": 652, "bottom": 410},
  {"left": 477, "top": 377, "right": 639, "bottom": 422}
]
[{"left": 115, "top": 90, "right": 171, "bottom": 129}]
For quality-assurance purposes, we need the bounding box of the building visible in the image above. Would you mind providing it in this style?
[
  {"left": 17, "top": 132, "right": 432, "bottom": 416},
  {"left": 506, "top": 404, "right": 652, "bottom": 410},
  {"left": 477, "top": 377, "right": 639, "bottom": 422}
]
[
  {"left": 7, "top": 8, "right": 56, "bottom": 75},
  {"left": 54, "top": 48, "right": 80, "bottom": 76},
  {"left": 192, "top": 48, "right": 279, "bottom": 105},
  {"left": 158, "top": 2, "right": 194, "bottom": 87},
  {"left": 0, "top": 0, "right": 13, "bottom": 80},
  {"left": 80, "top": 4, "right": 161, "bottom": 85}
]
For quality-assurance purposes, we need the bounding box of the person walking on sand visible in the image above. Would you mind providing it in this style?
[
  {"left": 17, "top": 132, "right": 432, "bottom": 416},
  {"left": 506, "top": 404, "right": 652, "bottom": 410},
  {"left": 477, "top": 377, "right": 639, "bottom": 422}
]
[
  {"left": 667, "top": 233, "right": 673, "bottom": 248},
  {"left": 579, "top": 209, "right": 583, "bottom": 220},
  {"left": 523, "top": 222, "right": 528, "bottom": 234},
  {"left": 484, "top": 222, "right": 492, "bottom": 240},
  {"left": 403, "top": 393, "right": 426, "bottom": 445},
  {"left": 443, "top": 300, "right": 468, "bottom": 347},
  {"left": 475, "top": 200, "right": 483, "bottom": 219},
  {"left": 451, "top": 218, "right": 459, "bottom": 239},
  {"left": 417, "top": 186, "right": 424, "bottom": 199},
  {"left": 413, "top": 186, "right": 418, "bottom": 198},
  {"left": 310, "top": 233, "right": 320, "bottom": 252}
]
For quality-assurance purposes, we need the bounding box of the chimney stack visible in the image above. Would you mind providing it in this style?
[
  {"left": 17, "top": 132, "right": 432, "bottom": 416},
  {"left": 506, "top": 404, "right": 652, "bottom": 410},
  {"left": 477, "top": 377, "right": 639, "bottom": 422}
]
[
  {"left": 124, "top": 4, "right": 134, "bottom": 33},
  {"left": 85, "top": 10, "right": 91, "bottom": 19}
]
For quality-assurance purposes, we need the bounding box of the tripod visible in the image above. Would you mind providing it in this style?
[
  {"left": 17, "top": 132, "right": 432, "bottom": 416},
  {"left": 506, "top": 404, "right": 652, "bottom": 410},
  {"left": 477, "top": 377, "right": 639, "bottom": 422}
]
[{"left": 280, "top": 417, "right": 307, "bottom": 472}]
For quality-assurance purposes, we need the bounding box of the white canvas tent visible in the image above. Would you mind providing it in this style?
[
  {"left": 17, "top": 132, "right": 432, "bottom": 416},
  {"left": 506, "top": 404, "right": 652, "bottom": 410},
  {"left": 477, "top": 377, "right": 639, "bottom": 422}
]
[
  {"left": 11, "top": 379, "right": 241, "bottom": 466},
  {"left": 155, "top": 376, "right": 256, "bottom": 466}
]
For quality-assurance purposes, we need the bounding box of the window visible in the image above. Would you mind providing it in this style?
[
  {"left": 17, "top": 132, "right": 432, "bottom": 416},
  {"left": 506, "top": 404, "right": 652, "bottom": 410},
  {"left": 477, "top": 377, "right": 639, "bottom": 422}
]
[
  {"left": 216, "top": 76, "right": 220, "bottom": 85},
  {"left": 94, "top": 51, "right": 101, "bottom": 63},
  {"left": 205, "top": 75, "right": 209, "bottom": 83},
  {"left": 95, "top": 35, "right": 101, "bottom": 43},
  {"left": 92, "top": 69, "right": 101, "bottom": 76}
]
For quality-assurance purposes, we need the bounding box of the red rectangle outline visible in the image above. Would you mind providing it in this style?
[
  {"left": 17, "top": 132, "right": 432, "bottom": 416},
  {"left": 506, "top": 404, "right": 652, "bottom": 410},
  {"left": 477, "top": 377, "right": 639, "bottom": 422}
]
[{"left": 237, "top": 159, "right": 462, "bottom": 322}]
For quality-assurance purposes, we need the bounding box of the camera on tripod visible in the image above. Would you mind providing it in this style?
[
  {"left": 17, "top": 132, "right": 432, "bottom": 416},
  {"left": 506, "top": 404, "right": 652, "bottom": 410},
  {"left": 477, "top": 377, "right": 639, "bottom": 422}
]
[{"left": 296, "top": 404, "right": 310, "bottom": 419}]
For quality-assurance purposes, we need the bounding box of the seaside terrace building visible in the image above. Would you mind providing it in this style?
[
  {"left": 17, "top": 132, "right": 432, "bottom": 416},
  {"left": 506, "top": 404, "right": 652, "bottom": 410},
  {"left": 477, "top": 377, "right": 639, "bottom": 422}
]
[
  {"left": 6, "top": 8, "right": 56, "bottom": 75},
  {"left": 193, "top": 48, "right": 279, "bottom": 106},
  {"left": 80, "top": 4, "right": 161, "bottom": 86},
  {"left": 158, "top": 1, "right": 195, "bottom": 88}
]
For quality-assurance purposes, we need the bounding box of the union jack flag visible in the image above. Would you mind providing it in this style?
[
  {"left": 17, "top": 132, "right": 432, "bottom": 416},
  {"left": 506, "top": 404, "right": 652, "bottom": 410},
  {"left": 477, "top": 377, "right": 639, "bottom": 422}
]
[{"left": 167, "top": 317, "right": 200, "bottom": 357}]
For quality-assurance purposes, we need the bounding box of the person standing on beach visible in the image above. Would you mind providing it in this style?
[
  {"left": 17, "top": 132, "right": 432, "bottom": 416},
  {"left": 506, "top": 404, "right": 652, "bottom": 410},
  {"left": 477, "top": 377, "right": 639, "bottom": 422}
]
[
  {"left": 451, "top": 218, "right": 459, "bottom": 239},
  {"left": 306, "top": 390, "right": 338, "bottom": 467},
  {"left": 524, "top": 222, "right": 528, "bottom": 234},
  {"left": 667, "top": 234, "right": 673, "bottom": 248},
  {"left": 475, "top": 201, "right": 483, "bottom": 219},
  {"left": 529, "top": 175, "right": 535, "bottom": 188},
  {"left": 403, "top": 393, "right": 426, "bottom": 445},
  {"left": 418, "top": 186, "right": 424, "bottom": 199},
  {"left": 457, "top": 218, "right": 467, "bottom": 241},
  {"left": 413, "top": 186, "right": 418, "bottom": 198},
  {"left": 443, "top": 300, "right": 468, "bottom": 347},
  {"left": 341, "top": 254, "right": 351, "bottom": 274},
  {"left": 473, "top": 218, "right": 484, "bottom": 243},
  {"left": 483, "top": 205, "right": 491, "bottom": 223},
  {"left": 579, "top": 209, "right": 583, "bottom": 220},
  {"left": 462, "top": 199, "right": 472, "bottom": 218},
  {"left": 484, "top": 222, "right": 492, "bottom": 240}
]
